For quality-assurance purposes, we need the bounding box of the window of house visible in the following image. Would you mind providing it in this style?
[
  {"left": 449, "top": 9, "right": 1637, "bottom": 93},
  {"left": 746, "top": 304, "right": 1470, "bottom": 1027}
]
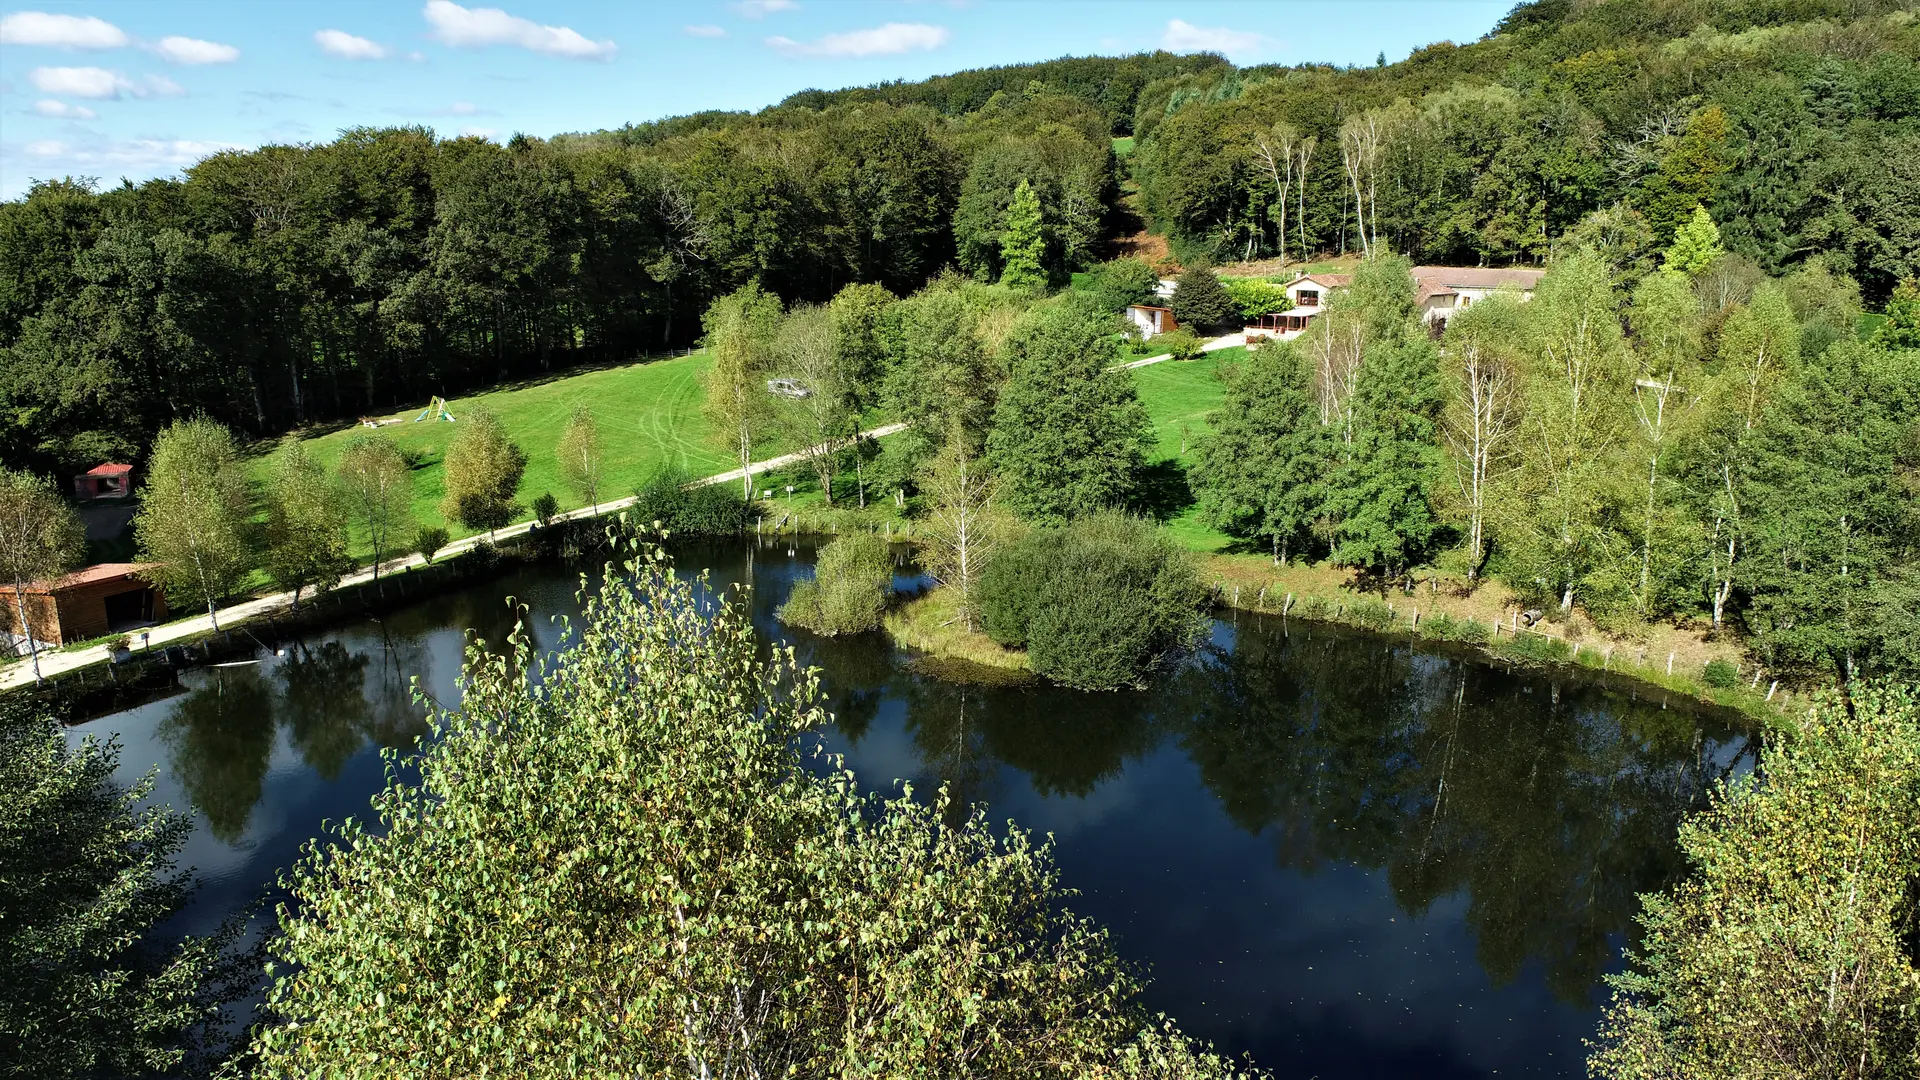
[{"left": 1298, "top": 289, "right": 1319, "bottom": 306}]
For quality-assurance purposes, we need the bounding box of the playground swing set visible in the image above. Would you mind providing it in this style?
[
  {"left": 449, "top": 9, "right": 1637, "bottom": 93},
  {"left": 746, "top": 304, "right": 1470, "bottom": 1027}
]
[{"left": 358, "top": 395, "right": 456, "bottom": 429}]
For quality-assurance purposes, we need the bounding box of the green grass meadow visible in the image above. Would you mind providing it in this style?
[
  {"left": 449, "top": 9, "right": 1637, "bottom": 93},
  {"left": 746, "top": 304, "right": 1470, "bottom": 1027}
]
[
  {"left": 256, "top": 352, "right": 732, "bottom": 556},
  {"left": 242, "top": 337, "right": 1243, "bottom": 563},
  {"left": 1128, "top": 348, "right": 1240, "bottom": 552}
]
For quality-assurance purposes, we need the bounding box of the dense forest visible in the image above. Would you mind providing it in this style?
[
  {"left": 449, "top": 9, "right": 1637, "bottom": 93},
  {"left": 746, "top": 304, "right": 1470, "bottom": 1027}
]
[{"left": 3, "top": 0, "right": 1915, "bottom": 480}]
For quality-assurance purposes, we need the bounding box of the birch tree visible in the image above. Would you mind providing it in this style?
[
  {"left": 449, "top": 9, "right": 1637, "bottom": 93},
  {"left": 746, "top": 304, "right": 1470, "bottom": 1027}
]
[
  {"left": 134, "top": 418, "right": 252, "bottom": 631},
  {"left": 556, "top": 404, "right": 603, "bottom": 513},
  {"left": 1624, "top": 269, "right": 1703, "bottom": 615},
  {"left": 439, "top": 406, "right": 527, "bottom": 537},
  {"left": 1339, "top": 111, "right": 1389, "bottom": 257},
  {"left": 1250, "top": 123, "right": 1301, "bottom": 267},
  {"left": 919, "top": 437, "right": 1004, "bottom": 632},
  {"left": 1504, "top": 251, "right": 1635, "bottom": 613},
  {"left": 336, "top": 434, "right": 412, "bottom": 587},
  {"left": 1689, "top": 279, "right": 1800, "bottom": 627},
  {"left": 775, "top": 305, "right": 853, "bottom": 504},
  {"left": 701, "top": 284, "right": 784, "bottom": 499},
  {"left": 1439, "top": 295, "right": 1526, "bottom": 581},
  {"left": 263, "top": 442, "right": 351, "bottom": 609},
  {"left": 0, "top": 470, "right": 84, "bottom": 682}
]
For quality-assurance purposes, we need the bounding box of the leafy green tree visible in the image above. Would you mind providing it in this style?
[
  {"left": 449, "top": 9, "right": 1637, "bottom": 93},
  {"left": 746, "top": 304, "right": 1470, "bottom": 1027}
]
[
  {"left": 700, "top": 283, "right": 784, "bottom": 498},
  {"left": 1169, "top": 265, "right": 1237, "bottom": 332},
  {"left": 998, "top": 178, "right": 1050, "bottom": 292},
  {"left": 555, "top": 403, "right": 602, "bottom": 512},
  {"left": 1222, "top": 279, "right": 1293, "bottom": 318},
  {"left": 1717, "top": 278, "right": 1802, "bottom": 433},
  {"left": 1637, "top": 105, "right": 1730, "bottom": 241},
  {"left": 1438, "top": 295, "right": 1527, "bottom": 582},
  {"left": 978, "top": 513, "right": 1207, "bottom": 690},
  {"left": 0, "top": 701, "right": 254, "bottom": 1077},
  {"left": 263, "top": 442, "right": 352, "bottom": 608},
  {"left": 1875, "top": 279, "right": 1920, "bottom": 350},
  {"left": 1738, "top": 341, "right": 1920, "bottom": 682},
  {"left": 1191, "top": 342, "right": 1327, "bottom": 564},
  {"left": 1659, "top": 206, "right": 1725, "bottom": 277},
  {"left": 251, "top": 541, "right": 1251, "bottom": 1076},
  {"left": 828, "top": 282, "right": 896, "bottom": 507},
  {"left": 439, "top": 405, "right": 527, "bottom": 536},
  {"left": 1591, "top": 682, "right": 1920, "bottom": 1080},
  {"left": 775, "top": 304, "right": 855, "bottom": 503},
  {"left": 134, "top": 418, "right": 251, "bottom": 630},
  {"left": 1081, "top": 257, "right": 1161, "bottom": 314},
  {"left": 413, "top": 525, "right": 448, "bottom": 564},
  {"left": 778, "top": 533, "right": 893, "bottom": 636},
  {"left": 1329, "top": 335, "right": 1445, "bottom": 583},
  {"left": 1619, "top": 269, "right": 1704, "bottom": 616},
  {"left": 335, "top": 433, "right": 412, "bottom": 582},
  {"left": 986, "top": 301, "right": 1151, "bottom": 522},
  {"left": 1498, "top": 251, "right": 1635, "bottom": 614},
  {"left": 0, "top": 468, "right": 83, "bottom": 682},
  {"left": 882, "top": 277, "right": 1010, "bottom": 457}
]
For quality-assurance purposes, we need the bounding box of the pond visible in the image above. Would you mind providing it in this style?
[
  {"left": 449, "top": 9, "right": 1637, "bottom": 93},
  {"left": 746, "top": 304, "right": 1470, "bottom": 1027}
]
[{"left": 69, "top": 538, "right": 1755, "bottom": 1078}]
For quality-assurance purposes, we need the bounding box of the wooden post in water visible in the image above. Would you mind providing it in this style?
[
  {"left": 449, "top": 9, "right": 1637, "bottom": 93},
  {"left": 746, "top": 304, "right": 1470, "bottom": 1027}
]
[{"left": 1666, "top": 652, "right": 1674, "bottom": 675}]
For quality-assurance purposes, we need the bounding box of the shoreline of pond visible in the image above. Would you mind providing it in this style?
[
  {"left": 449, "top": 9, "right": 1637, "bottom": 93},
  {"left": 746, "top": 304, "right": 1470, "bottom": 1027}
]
[{"left": 24, "top": 521, "right": 1786, "bottom": 734}]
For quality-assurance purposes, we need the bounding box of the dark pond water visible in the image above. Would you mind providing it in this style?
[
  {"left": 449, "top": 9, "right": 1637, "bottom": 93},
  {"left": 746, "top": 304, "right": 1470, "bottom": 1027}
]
[{"left": 70, "top": 538, "right": 1755, "bottom": 1078}]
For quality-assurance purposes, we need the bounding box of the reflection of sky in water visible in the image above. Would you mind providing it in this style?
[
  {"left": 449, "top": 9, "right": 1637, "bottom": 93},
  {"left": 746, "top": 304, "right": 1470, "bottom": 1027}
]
[{"left": 68, "top": 539, "right": 1752, "bottom": 1078}]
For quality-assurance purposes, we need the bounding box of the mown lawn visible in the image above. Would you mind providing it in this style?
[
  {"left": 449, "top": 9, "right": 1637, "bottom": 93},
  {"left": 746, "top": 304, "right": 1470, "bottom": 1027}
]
[
  {"left": 1128, "top": 349, "right": 1241, "bottom": 552},
  {"left": 256, "top": 352, "right": 733, "bottom": 556}
]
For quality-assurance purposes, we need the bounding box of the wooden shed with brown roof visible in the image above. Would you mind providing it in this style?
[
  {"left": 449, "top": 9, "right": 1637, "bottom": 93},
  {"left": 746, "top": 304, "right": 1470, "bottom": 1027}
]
[{"left": 1, "top": 563, "right": 167, "bottom": 651}]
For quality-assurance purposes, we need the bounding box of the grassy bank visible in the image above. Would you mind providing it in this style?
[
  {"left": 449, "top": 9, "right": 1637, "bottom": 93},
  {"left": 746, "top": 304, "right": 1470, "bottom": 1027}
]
[
  {"left": 258, "top": 352, "right": 731, "bottom": 556},
  {"left": 1120, "top": 347, "right": 1792, "bottom": 725}
]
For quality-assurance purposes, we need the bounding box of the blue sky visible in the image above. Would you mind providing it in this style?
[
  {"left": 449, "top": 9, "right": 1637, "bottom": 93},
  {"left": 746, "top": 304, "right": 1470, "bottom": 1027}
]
[{"left": 0, "top": 1, "right": 1514, "bottom": 199}]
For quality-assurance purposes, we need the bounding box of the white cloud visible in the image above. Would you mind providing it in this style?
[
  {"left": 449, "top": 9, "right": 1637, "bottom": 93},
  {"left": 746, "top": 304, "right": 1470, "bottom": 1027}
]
[
  {"left": 28, "top": 66, "right": 183, "bottom": 100},
  {"left": 32, "top": 99, "right": 97, "bottom": 120},
  {"left": 0, "top": 11, "right": 128, "bottom": 49},
  {"left": 315, "top": 29, "right": 390, "bottom": 60},
  {"left": 733, "top": 0, "right": 797, "bottom": 17},
  {"left": 1161, "top": 19, "right": 1266, "bottom": 59},
  {"left": 22, "top": 136, "right": 239, "bottom": 167},
  {"left": 767, "top": 22, "right": 947, "bottom": 58},
  {"left": 423, "top": 1, "right": 615, "bottom": 60},
  {"left": 152, "top": 35, "right": 239, "bottom": 65},
  {"left": 684, "top": 24, "right": 727, "bottom": 38}
]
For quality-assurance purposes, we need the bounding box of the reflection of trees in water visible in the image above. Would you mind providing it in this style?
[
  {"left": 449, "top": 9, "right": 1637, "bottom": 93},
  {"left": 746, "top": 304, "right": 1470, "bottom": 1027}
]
[
  {"left": 161, "top": 626, "right": 438, "bottom": 842},
  {"left": 365, "top": 627, "right": 433, "bottom": 750},
  {"left": 1177, "top": 620, "right": 1754, "bottom": 1004},
  {"left": 160, "top": 666, "right": 277, "bottom": 843},
  {"left": 278, "top": 642, "right": 370, "bottom": 780}
]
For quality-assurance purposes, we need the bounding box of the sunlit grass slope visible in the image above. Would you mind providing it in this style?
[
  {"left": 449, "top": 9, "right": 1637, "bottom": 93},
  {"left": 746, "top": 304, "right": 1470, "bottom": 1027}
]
[{"left": 263, "top": 353, "right": 729, "bottom": 550}]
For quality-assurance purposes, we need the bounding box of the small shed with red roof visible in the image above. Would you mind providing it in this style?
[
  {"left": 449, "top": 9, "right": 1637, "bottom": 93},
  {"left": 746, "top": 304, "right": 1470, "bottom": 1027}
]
[
  {"left": 1, "top": 563, "right": 167, "bottom": 650},
  {"left": 74, "top": 463, "right": 133, "bottom": 500}
]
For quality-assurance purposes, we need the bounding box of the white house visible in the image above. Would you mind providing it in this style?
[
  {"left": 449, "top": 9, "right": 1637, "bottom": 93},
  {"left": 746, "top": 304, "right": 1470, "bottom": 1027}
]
[
  {"left": 1410, "top": 265, "right": 1547, "bottom": 329},
  {"left": 1243, "top": 272, "right": 1350, "bottom": 340},
  {"left": 1126, "top": 303, "right": 1178, "bottom": 339},
  {"left": 1242, "top": 266, "right": 1545, "bottom": 341}
]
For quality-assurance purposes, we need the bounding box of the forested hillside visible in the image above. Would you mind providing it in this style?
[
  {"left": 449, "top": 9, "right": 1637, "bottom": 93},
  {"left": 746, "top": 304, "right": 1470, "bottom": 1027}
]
[
  {"left": 3, "top": 0, "right": 1915, "bottom": 482},
  {"left": 1133, "top": 0, "right": 1919, "bottom": 290},
  {"left": 0, "top": 78, "right": 1132, "bottom": 474}
]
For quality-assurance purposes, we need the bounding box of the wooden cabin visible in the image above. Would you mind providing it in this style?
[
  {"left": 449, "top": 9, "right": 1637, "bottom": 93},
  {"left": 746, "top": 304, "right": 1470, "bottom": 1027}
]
[{"left": 1, "top": 563, "right": 167, "bottom": 651}]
